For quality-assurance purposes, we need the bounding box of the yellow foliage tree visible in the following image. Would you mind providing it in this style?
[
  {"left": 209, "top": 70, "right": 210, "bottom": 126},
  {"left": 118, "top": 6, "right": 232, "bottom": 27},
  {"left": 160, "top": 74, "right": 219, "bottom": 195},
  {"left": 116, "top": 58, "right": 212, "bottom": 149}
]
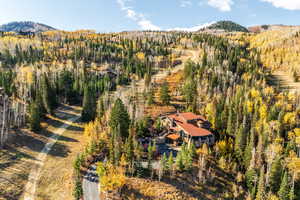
[
  {"left": 259, "top": 104, "right": 268, "bottom": 121},
  {"left": 97, "top": 163, "right": 126, "bottom": 194},
  {"left": 205, "top": 102, "right": 216, "bottom": 129},
  {"left": 136, "top": 52, "right": 145, "bottom": 61},
  {"left": 283, "top": 112, "right": 297, "bottom": 126}
]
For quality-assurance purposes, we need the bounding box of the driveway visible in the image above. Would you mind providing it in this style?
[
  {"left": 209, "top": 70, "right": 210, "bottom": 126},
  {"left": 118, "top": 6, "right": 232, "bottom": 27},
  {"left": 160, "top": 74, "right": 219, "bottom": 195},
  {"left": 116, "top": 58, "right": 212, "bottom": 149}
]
[{"left": 82, "top": 164, "right": 100, "bottom": 200}]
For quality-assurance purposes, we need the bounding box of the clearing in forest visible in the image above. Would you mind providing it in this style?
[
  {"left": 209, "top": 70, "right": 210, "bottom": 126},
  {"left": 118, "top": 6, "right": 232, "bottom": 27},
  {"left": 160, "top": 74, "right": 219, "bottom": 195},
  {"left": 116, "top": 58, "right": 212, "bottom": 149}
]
[
  {"left": 0, "top": 105, "right": 87, "bottom": 200},
  {"left": 268, "top": 70, "right": 300, "bottom": 93}
]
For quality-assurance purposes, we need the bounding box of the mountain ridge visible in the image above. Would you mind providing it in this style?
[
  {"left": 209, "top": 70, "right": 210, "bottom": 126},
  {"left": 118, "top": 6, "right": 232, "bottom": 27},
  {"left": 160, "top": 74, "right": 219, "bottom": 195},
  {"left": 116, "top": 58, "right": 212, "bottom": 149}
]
[
  {"left": 202, "top": 20, "right": 249, "bottom": 32},
  {"left": 0, "top": 21, "right": 56, "bottom": 33}
]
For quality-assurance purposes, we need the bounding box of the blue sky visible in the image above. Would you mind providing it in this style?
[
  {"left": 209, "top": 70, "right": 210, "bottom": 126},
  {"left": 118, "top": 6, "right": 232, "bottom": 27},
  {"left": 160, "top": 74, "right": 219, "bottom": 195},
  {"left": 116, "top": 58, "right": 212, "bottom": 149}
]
[{"left": 0, "top": 0, "right": 300, "bottom": 32}]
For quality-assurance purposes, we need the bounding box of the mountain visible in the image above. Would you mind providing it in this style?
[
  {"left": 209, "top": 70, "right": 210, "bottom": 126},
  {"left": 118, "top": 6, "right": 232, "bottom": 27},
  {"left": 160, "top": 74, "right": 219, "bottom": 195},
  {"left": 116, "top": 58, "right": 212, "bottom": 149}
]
[
  {"left": 0, "top": 21, "right": 56, "bottom": 33},
  {"left": 203, "top": 20, "right": 249, "bottom": 32}
]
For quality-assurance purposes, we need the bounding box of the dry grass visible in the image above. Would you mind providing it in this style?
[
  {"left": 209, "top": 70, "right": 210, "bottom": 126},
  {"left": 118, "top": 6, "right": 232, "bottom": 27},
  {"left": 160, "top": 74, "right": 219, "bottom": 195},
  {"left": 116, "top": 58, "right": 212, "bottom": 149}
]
[
  {"left": 34, "top": 106, "right": 89, "bottom": 200},
  {"left": 122, "top": 177, "right": 198, "bottom": 200},
  {"left": 121, "top": 159, "right": 243, "bottom": 200},
  {"left": 145, "top": 69, "right": 185, "bottom": 118},
  {"left": 0, "top": 105, "right": 87, "bottom": 200},
  {"left": 0, "top": 129, "right": 44, "bottom": 200}
]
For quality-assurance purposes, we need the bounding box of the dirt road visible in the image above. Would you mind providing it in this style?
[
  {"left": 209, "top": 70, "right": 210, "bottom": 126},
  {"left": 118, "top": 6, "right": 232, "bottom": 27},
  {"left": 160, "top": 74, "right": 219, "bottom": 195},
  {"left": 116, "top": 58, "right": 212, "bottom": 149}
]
[{"left": 23, "top": 106, "right": 81, "bottom": 200}]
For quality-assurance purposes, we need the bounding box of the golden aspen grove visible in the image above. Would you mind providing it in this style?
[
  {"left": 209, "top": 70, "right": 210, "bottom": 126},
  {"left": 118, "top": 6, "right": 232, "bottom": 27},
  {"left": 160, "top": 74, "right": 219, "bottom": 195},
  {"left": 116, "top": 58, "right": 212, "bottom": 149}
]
[{"left": 0, "top": 8, "right": 300, "bottom": 200}]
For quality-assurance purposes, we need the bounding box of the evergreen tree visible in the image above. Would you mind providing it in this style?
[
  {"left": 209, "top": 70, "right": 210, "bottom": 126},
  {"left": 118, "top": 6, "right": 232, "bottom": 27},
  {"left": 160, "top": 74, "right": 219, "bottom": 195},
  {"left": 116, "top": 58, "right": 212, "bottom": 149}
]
[
  {"left": 244, "top": 128, "right": 255, "bottom": 169},
  {"left": 289, "top": 184, "right": 295, "bottom": 200},
  {"left": 147, "top": 88, "right": 155, "bottom": 105},
  {"left": 97, "top": 96, "right": 105, "bottom": 118},
  {"left": 161, "top": 153, "right": 168, "bottom": 171},
  {"left": 29, "top": 100, "right": 41, "bottom": 131},
  {"left": 81, "top": 86, "right": 96, "bottom": 122},
  {"left": 160, "top": 81, "right": 171, "bottom": 105},
  {"left": 41, "top": 74, "right": 55, "bottom": 114},
  {"left": 226, "top": 108, "right": 233, "bottom": 135},
  {"left": 278, "top": 171, "right": 290, "bottom": 200},
  {"left": 246, "top": 168, "right": 257, "bottom": 199},
  {"left": 183, "top": 78, "right": 197, "bottom": 111},
  {"left": 269, "top": 157, "right": 282, "bottom": 193},
  {"left": 109, "top": 98, "right": 130, "bottom": 139},
  {"left": 167, "top": 152, "right": 174, "bottom": 171},
  {"left": 176, "top": 151, "right": 184, "bottom": 171},
  {"left": 58, "top": 70, "right": 73, "bottom": 103},
  {"left": 147, "top": 142, "right": 154, "bottom": 169},
  {"left": 73, "top": 178, "right": 83, "bottom": 200},
  {"left": 235, "top": 124, "right": 247, "bottom": 158},
  {"left": 183, "top": 60, "right": 195, "bottom": 79},
  {"left": 125, "top": 129, "right": 135, "bottom": 165},
  {"left": 109, "top": 130, "right": 116, "bottom": 164},
  {"left": 114, "top": 126, "right": 122, "bottom": 165},
  {"left": 256, "top": 167, "right": 266, "bottom": 200},
  {"left": 202, "top": 50, "right": 208, "bottom": 67}
]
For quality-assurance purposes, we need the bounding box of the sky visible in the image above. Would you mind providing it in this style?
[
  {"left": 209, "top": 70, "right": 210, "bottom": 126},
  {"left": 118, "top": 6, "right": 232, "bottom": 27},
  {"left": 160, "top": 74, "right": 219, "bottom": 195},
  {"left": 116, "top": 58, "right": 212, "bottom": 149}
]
[{"left": 0, "top": 0, "right": 300, "bottom": 32}]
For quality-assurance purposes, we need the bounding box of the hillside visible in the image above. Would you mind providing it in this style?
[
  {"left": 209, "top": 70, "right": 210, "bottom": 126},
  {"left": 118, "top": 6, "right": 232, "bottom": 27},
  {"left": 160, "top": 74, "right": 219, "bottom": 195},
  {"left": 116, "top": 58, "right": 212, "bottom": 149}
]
[
  {"left": 203, "top": 20, "right": 249, "bottom": 32},
  {"left": 247, "top": 26, "right": 300, "bottom": 72},
  {"left": 248, "top": 24, "right": 299, "bottom": 33},
  {"left": 1, "top": 24, "right": 300, "bottom": 200},
  {"left": 0, "top": 21, "right": 56, "bottom": 33}
]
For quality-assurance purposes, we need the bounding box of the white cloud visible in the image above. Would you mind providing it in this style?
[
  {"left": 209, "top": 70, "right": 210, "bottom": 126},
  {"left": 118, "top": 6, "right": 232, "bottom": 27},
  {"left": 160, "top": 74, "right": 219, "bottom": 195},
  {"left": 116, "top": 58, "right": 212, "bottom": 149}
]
[
  {"left": 116, "top": 0, "right": 161, "bottom": 30},
  {"left": 138, "top": 19, "right": 161, "bottom": 30},
  {"left": 261, "top": 0, "right": 300, "bottom": 10},
  {"left": 126, "top": 9, "right": 137, "bottom": 20},
  {"left": 180, "top": 0, "right": 192, "bottom": 7},
  {"left": 207, "top": 0, "right": 233, "bottom": 12},
  {"left": 167, "top": 21, "right": 216, "bottom": 32}
]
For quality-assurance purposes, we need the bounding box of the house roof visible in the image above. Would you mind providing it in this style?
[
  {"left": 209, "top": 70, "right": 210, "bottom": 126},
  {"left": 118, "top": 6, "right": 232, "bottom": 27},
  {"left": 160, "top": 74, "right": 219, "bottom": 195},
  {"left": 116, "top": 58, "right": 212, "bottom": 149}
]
[
  {"left": 169, "top": 112, "right": 207, "bottom": 122},
  {"left": 178, "top": 122, "right": 212, "bottom": 137},
  {"left": 167, "top": 113, "right": 212, "bottom": 137},
  {"left": 166, "top": 133, "right": 180, "bottom": 140}
]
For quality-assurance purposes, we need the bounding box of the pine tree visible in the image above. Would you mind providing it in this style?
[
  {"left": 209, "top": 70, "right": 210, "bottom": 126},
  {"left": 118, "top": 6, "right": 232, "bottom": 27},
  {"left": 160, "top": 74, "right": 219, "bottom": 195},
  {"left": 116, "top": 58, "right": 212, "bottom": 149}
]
[
  {"left": 161, "top": 153, "right": 168, "bottom": 171},
  {"left": 147, "top": 88, "right": 155, "bottom": 105},
  {"left": 244, "top": 128, "right": 255, "bottom": 169},
  {"left": 159, "top": 81, "right": 171, "bottom": 105},
  {"left": 73, "top": 178, "right": 83, "bottom": 200},
  {"left": 114, "top": 126, "right": 122, "bottom": 165},
  {"left": 109, "top": 98, "right": 130, "bottom": 139},
  {"left": 41, "top": 74, "right": 55, "bottom": 114},
  {"left": 29, "top": 100, "right": 41, "bottom": 131},
  {"left": 256, "top": 167, "right": 266, "bottom": 200},
  {"left": 202, "top": 50, "right": 208, "bottom": 67},
  {"left": 235, "top": 124, "right": 247, "bottom": 158},
  {"left": 246, "top": 168, "right": 257, "bottom": 199},
  {"left": 97, "top": 96, "right": 105, "bottom": 118},
  {"left": 125, "top": 129, "right": 135, "bottom": 165},
  {"left": 176, "top": 151, "right": 184, "bottom": 171},
  {"left": 109, "top": 130, "right": 116, "bottom": 164},
  {"left": 227, "top": 108, "right": 233, "bottom": 135},
  {"left": 167, "top": 152, "right": 174, "bottom": 171},
  {"left": 81, "top": 86, "right": 96, "bottom": 122},
  {"left": 289, "top": 184, "right": 295, "bottom": 200},
  {"left": 269, "top": 157, "right": 282, "bottom": 193},
  {"left": 278, "top": 171, "right": 290, "bottom": 200},
  {"left": 183, "top": 78, "right": 197, "bottom": 110},
  {"left": 147, "top": 142, "right": 153, "bottom": 169}
]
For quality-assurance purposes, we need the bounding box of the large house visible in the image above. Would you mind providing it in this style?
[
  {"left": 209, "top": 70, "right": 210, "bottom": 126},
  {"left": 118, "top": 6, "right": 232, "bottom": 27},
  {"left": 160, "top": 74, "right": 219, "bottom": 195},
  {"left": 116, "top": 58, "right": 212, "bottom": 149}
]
[{"left": 162, "top": 112, "right": 215, "bottom": 147}]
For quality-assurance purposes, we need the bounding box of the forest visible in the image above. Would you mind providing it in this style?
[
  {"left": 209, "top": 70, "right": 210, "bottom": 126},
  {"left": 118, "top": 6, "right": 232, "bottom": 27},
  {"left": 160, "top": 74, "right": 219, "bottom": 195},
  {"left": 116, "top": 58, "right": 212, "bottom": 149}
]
[{"left": 0, "top": 28, "right": 300, "bottom": 200}]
